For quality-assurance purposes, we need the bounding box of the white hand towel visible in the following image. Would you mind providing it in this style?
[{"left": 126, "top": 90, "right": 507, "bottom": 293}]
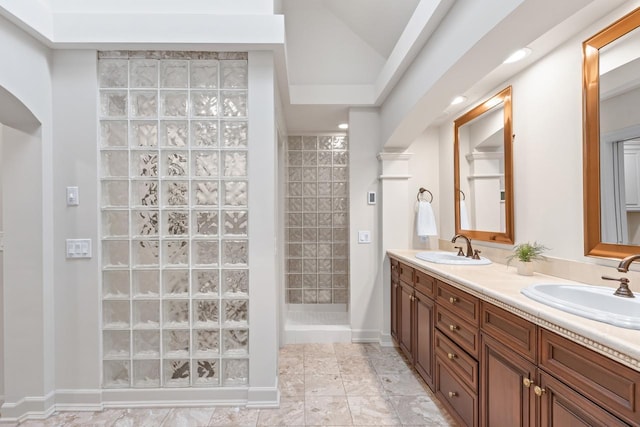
[
  {"left": 416, "top": 200, "right": 438, "bottom": 237},
  {"left": 460, "top": 199, "right": 471, "bottom": 230}
]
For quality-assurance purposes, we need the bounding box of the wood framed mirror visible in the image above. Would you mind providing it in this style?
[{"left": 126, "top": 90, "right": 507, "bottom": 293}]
[
  {"left": 584, "top": 7, "right": 640, "bottom": 258},
  {"left": 454, "top": 86, "right": 514, "bottom": 244}
]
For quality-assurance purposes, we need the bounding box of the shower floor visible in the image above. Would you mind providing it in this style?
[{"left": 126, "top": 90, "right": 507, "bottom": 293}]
[{"left": 284, "top": 305, "right": 351, "bottom": 343}]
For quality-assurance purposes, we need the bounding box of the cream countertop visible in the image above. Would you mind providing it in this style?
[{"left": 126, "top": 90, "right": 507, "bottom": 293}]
[{"left": 388, "top": 249, "right": 640, "bottom": 373}]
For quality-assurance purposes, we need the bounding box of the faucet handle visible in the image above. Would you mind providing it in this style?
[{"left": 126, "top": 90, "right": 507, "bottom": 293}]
[
  {"left": 602, "top": 276, "right": 635, "bottom": 298},
  {"left": 473, "top": 249, "right": 482, "bottom": 260},
  {"left": 454, "top": 246, "right": 464, "bottom": 257},
  {"left": 602, "top": 275, "right": 630, "bottom": 284}
]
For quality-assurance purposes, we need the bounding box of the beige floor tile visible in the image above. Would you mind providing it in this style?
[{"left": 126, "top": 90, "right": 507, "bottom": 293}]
[
  {"left": 305, "top": 396, "right": 353, "bottom": 426},
  {"left": 304, "top": 356, "right": 340, "bottom": 375},
  {"left": 279, "top": 355, "right": 304, "bottom": 375},
  {"left": 161, "top": 407, "right": 215, "bottom": 427},
  {"left": 378, "top": 373, "right": 429, "bottom": 396},
  {"left": 305, "top": 373, "right": 346, "bottom": 396},
  {"left": 279, "top": 373, "right": 305, "bottom": 397},
  {"left": 347, "top": 396, "right": 400, "bottom": 426},
  {"left": 341, "top": 374, "right": 386, "bottom": 397},
  {"left": 332, "top": 343, "right": 369, "bottom": 357},
  {"left": 111, "top": 408, "right": 171, "bottom": 427},
  {"left": 336, "top": 358, "right": 376, "bottom": 377},
  {"left": 279, "top": 344, "right": 305, "bottom": 357},
  {"left": 303, "top": 343, "right": 335, "bottom": 357},
  {"left": 388, "top": 395, "right": 454, "bottom": 426},
  {"left": 208, "top": 406, "right": 259, "bottom": 426},
  {"left": 369, "top": 356, "right": 412, "bottom": 375},
  {"left": 20, "top": 410, "right": 122, "bottom": 427},
  {"left": 256, "top": 398, "right": 305, "bottom": 426}
]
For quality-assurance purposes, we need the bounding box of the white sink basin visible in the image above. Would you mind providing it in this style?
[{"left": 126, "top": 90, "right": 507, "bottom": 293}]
[
  {"left": 521, "top": 283, "right": 640, "bottom": 329},
  {"left": 416, "top": 251, "right": 491, "bottom": 265}
]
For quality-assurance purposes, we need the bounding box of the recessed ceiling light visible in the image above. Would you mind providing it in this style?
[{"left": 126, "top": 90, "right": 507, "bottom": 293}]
[
  {"left": 504, "top": 47, "right": 532, "bottom": 64},
  {"left": 338, "top": 123, "right": 349, "bottom": 130},
  {"left": 451, "top": 96, "right": 466, "bottom": 105}
]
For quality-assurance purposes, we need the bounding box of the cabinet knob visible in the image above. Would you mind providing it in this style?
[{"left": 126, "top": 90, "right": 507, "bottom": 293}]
[
  {"left": 449, "top": 324, "right": 458, "bottom": 332},
  {"left": 448, "top": 391, "right": 458, "bottom": 398},
  {"left": 534, "top": 386, "right": 546, "bottom": 397},
  {"left": 449, "top": 297, "right": 458, "bottom": 304},
  {"left": 394, "top": 283, "right": 398, "bottom": 289},
  {"left": 522, "top": 378, "right": 533, "bottom": 388},
  {"left": 447, "top": 353, "right": 456, "bottom": 360}
]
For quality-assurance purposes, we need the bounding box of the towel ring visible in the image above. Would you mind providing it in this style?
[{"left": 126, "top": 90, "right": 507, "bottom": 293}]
[
  {"left": 459, "top": 189, "right": 466, "bottom": 201},
  {"left": 417, "top": 187, "right": 433, "bottom": 203}
]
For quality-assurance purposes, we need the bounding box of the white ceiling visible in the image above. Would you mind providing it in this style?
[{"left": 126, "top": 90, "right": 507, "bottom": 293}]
[{"left": 1, "top": 0, "right": 635, "bottom": 139}]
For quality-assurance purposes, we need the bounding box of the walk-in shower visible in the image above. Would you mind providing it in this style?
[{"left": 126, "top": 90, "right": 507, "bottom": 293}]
[{"left": 283, "top": 135, "right": 350, "bottom": 343}]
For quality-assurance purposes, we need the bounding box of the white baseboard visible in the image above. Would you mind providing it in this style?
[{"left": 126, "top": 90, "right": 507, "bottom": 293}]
[
  {"left": 379, "top": 332, "right": 394, "bottom": 347},
  {"left": 0, "top": 386, "right": 279, "bottom": 423},
  {"left": 350, "top": 329, "right": 380, "bottom": 343}
]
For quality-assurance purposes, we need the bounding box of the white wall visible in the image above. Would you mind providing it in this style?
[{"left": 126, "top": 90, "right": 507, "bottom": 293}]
[
  {"left": 408, "top": 128, "right": 440, "bottom": 250},
  {"left": 0, "top": 14, "right": 282, "bottom": 420},
  {"left": 434, "top": 0, "right": 640, "bottom": 263},
  {"left": 51, "top": 50, "right": 101, "bottom": 397},
  {"left": 348, "top": 108, "right": 383, "bottom": 341},
  {"left": 0, "top": 12, "right": 55, "bottom": 418},
  {"left": 247, "top": 50, "right": 279, "bottom": 401}
]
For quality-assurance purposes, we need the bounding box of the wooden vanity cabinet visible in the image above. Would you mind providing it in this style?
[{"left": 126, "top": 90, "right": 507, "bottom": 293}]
[
  {"left": 434, "top": 280, "right": 480, "bottom": 427},
  {"left": 390, "top": 258, "right": 399, "bottom": 342},
  {"left": 388, "top": 256, "right": 640, "bottom": 427},
  {"left": 398, "top": 278, "right": 414, "bottom": 361},
  {"left": 538, "top": 329, "right": 640, "bottom": 426},
  {"left": 390, "top": 260, "right": 435, "bottom": 387},
  {"left": 479, "top": 302, "right": 538, "bottom": 427}
]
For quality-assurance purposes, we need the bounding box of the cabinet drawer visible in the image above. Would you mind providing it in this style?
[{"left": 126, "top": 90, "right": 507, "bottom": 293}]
[
  {"left": 436, "top": 356, "right": 478, "bottom": 427},
  {"left": 539, "top": 370, "right": 631, "bottom": 427},
  {"left": 398, "top": 262, "right": 414, "bottom": 284},
  {"left": 415, "top": 270, "right": 436, "bottom": 298},
  {"left": 539, "top": 329, "right": 640, "bottom": 425},
  {"left": 435, "top": 330, "right": 478, "bottom": 392},
  {"left": 436, "top": 281, "right": 479, "bottom": 326},
  {"left": 436, "top": 305, "right": 479, "bottom": 358},
  {"left": 480, "top": 302, "right": 537, "bottom": 362}
]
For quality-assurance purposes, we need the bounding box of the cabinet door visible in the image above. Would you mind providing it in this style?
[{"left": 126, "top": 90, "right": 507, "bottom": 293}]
[
  {"left": 398, "top": 281, "right": 414, "bottom": 361},
  {"left": 539, "top": 371, "right": 630, "bottom": 427},
  {"left": 390, "top": 260, "right": 399, "bottom": 342},
  {"left": 480, "top": 333, "right": 536, "bottom": 427},
  {"left": 414, "top": 290, "right": 434, "bottom": 388}
]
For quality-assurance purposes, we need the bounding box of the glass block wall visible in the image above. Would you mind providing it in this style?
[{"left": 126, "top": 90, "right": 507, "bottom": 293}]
[
  {"left": 285, "top": 135, "right": 349, "bottom": 304},
  {"left": 99, "top": 51, "right": 249, "bottom": 388}
]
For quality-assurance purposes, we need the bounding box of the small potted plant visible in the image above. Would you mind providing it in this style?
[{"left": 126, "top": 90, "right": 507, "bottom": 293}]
[{"left": 507, "top": 241, "right": 548, "bottom": 276}]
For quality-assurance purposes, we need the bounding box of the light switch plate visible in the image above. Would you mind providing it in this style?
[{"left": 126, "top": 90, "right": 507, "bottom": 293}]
[
  {"left": 358, "top": 230, "right": 371, "bottom": 244},
  {"left": 66, "top": 186, "right": 79, "bottom": 206},
  {"left": 367, "top": 191, "right": 376, "bottom": 205},
  {"left": 66, "top": 239, "right": 92, "bottom": 258}
]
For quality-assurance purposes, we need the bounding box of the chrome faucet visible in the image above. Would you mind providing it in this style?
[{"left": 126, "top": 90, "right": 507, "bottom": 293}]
[
  {"left": 600, "top": 254, "right": 639, "bottom": 298},
  {"left": 451, "top": 234, "right": 475, "bottom": 258}
]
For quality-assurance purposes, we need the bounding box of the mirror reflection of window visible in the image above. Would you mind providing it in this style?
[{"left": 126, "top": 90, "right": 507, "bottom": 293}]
[{"left": 599, "top": 25, "right": 640, "bottom": 246}]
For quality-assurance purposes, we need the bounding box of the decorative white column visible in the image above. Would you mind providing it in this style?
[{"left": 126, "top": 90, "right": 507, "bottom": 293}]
[{"left": 378, "top": 151, "right": 411, "bottom": 345}]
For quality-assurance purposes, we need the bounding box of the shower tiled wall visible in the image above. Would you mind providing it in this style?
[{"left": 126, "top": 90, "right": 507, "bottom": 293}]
[
  {"left": 99, "top": 51, "right": 249, "bottom": 389},
  {"left": 285, "top": 135, "right": 349, "bottom": 304}
]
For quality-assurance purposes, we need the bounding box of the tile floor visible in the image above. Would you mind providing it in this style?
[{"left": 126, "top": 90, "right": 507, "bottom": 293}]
[{"left": 12, "top": 343, "right": 455, "bottom": 426}]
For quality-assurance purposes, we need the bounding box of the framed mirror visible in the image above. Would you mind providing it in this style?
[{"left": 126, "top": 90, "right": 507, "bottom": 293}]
[
  {"left": 584, "top": 7, "right": 640, "bottom": 258},
  {"left": 454, "top": 86, "right": 514, "bottom": 244}
]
